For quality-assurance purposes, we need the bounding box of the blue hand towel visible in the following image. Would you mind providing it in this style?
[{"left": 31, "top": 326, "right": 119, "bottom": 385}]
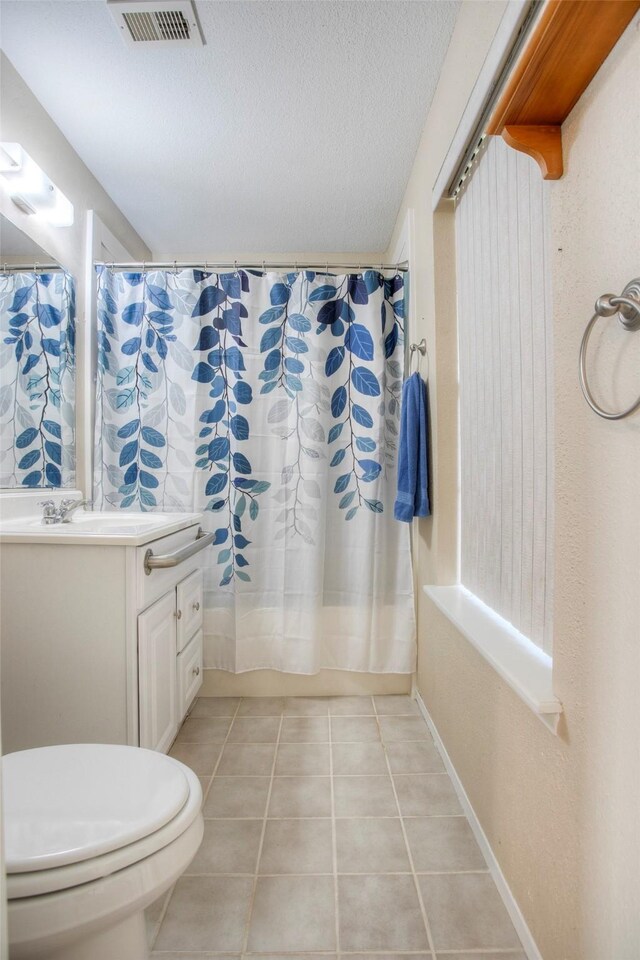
[{"left": 394, "top": 371, "right": 430, "bottom": 522}]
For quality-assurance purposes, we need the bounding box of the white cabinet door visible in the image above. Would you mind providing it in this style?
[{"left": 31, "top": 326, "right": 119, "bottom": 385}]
[{"left": 138, "top": 591, "right": 178, "bottom": 753}]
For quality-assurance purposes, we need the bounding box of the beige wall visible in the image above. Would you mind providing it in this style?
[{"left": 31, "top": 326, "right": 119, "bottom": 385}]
[
  {"left": 0, "top": 53, "right": 150, "bottom": 278},
  {"left": 0, "top": 53, "right": 151, "bottom": 495},
  {"left": 550, "top": 15, "right": 640, "bottom": 955},
  {"left": 387, "top": 4, "right": 640, "bottom": 958}
]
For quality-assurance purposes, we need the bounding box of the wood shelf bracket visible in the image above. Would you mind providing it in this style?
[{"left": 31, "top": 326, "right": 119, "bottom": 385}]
[
  {"left": 501, "top": 124, "right": 563, "bottom": 180},
  {"left": 486, "top": 0, "right": 640, "bottom": 181}
]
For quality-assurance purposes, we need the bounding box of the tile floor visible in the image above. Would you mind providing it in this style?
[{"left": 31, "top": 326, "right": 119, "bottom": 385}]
[{"left": 147, "top": 695, "right": 526, "bottom": 960}]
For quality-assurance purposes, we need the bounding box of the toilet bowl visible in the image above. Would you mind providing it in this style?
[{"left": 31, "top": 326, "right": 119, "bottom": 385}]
[{"left": 3, "top": 743, "right": 204, "bottom": 960}]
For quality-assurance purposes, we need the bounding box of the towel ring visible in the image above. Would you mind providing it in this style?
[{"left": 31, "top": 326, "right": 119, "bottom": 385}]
[{"left": 579, "top": 278, "right": 640, "bottom": 420}]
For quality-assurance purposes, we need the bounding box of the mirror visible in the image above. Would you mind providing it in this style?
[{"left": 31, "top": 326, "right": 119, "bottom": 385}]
[{"left": 0, "top": 215, "right": 76, "bottom": 488}]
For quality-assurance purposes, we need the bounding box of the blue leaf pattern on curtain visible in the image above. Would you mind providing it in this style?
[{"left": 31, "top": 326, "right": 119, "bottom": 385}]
[
  {"left": 0, "top": 271, "right": 75, "bottom": 487},
  {"left": 257, "top": 271, "right": 403, "bottom": 527},
  {"left": 95, "top": 266, "right": 414, "bottom": 673}
]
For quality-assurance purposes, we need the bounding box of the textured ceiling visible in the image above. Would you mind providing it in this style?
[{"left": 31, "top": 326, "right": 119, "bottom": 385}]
[{"left": 0, "top": 1, "right": 459, "bottom": 256}]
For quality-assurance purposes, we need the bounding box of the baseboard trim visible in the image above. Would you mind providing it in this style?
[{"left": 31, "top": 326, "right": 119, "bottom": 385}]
[{"left": 413, "top": 690, "right": 543, "bottom": 960}]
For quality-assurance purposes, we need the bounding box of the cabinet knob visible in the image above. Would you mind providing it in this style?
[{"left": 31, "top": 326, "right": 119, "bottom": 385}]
[
  {"left": 193, "top": 666, "right": 200, "bottom": 676},
  {"left": 193, "top": 601, "right": 200, "bottom": 612},
  {"left": 175, "top": 609, "right": 182, "bottom": 620}
]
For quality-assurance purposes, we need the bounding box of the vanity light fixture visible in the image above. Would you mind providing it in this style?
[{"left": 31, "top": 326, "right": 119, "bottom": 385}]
[{"left": 0, "top": 142, "right": 74, "bottom": 227}]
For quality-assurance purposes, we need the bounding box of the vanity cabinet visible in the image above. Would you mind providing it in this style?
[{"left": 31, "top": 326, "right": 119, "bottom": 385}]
[
  {"left": 138, "top": 570, "right": 204, "bottom": 753},
  {"left": 0, "top": 513, "right": 207, "bottom": 755}
]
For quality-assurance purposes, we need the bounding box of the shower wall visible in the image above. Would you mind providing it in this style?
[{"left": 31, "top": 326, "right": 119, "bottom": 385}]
[{"left": 386, "top": 4, "right": 640, "bottom": 958}]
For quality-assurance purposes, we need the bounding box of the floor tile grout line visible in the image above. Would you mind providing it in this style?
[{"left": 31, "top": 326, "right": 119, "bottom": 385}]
[
  {"left": 151, "top": 952, "right": 524, "bottom": 958},
  {"left": 372, "top": 697, "right": 437, "bottom": 960},
  {"left": 149, "top": 953, "right": 523, "bottom": 958},
  {"left": 434, "top": 951, "right": 527, "bottom": 956},
  {"left": 177, "top": 711, "right": 216, "bottom": 806},
  {"left": 147, "top": 885, "right": 172, "bottom": 950},
  {"left": 203, "top": 696, "right": 244, "bottom": 792},
  {"left": 190, "top": 710, "right": 419, "bottom": 720},
  {"left": 178, "top": 739, "right": 431, "bottom": 745},
  {"left": 240, "top": 708, "right": 284, "bottom": 955},
  {"left": 150, "top": 952, "right": 523, "bottom": 958},
  {"left": 328, "top": 696, "right": 341, "bottom": 959},
  {"left": 181, "top": 869, "right": 492, "bottom": 879},
  {"left": 148, "top": 855, "right": 176, "bottom": 944},
  {"left": 200, "top": 703, "right": 238, "bottom": 796},
  {"left": 154, "top": 696, "right": 244, "bottom": 951},
  {"left": 174, "top": 772, "right": 450, "bottom": 779},
  {"left": 200, "top": 814, "right": 467, "bottom": 821},
  {"left": 266, "top": 951, "right": 519, "bottom": 957},
  {"left": 178, "top": 747, "right": 430, "bottom": 753}
]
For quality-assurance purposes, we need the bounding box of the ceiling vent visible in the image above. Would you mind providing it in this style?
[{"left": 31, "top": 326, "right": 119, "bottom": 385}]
[{"left": 108, "top": 1, "right": 204, "bottom": 47}]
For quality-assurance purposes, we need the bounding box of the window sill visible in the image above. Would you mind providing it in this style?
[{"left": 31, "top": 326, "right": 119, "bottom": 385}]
[{"left": 423, "top": 585, "right": 563, "bottom": 734}]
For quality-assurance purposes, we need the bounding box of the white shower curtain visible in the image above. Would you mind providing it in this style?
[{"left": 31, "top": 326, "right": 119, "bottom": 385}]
[
  {"left": 0, "top": 270, "right": 75, "bottom": 488},
  {"left": 94, "top": 267, "right": 415, "bottom": 673}
]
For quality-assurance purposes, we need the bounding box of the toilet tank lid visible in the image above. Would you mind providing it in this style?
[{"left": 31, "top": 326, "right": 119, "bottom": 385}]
[{"left": 2, "top": 744, "right": 191, "bottom": 873}]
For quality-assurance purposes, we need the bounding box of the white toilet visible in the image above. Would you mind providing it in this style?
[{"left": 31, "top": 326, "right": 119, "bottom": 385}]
[{"left": 3, "top": 743, "right": 204, "bottom": 960}]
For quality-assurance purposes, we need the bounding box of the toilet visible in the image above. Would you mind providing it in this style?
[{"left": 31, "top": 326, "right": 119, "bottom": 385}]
[{"left": 3, "top": 743, "right": 204, "bottom": 960}]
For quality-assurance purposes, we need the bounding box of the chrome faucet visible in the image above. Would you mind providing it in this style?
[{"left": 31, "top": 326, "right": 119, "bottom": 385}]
[
  {"left": 59, "top": 498, "right": 93, "bottom": 523},
  {"left": 40, "top": 498, "right": 93, "bottom": 525}
]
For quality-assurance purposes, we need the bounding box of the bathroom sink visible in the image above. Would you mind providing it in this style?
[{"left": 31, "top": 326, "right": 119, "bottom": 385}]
[
  {"left": 18, "top": 512, "right": 169, "bottom": 530},
  {"left": 0, "top": 511, "right": 202, "bottom": 546}
]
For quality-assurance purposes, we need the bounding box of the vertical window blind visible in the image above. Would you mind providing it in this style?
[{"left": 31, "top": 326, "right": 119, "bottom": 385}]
[{"left": 455, "top": 135, "right": 554, "bottom": 654}]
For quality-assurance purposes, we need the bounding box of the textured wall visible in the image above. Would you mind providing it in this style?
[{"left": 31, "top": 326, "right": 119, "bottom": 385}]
[
  {"left": 387, "top": 6, "right": 640, "bottom": 959},
  {"left": 550, "top": 15, "right": 640, "bottom": 953}
]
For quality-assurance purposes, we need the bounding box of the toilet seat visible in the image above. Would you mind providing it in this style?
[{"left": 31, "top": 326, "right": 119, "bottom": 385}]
[{"left": 3, "top": 743, "right": 202, "bottom": 899}]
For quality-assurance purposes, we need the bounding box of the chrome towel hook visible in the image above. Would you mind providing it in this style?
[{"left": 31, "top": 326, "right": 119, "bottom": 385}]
[
  {"left": 409, "top": 338, "right": 428, "bottom": 379},
  {"left": 579, "top": 277, "right": 640, "bottom": 420}
]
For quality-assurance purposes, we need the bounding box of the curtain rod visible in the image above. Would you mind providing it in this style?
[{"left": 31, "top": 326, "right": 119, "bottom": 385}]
[
  {"left": 95, "top": 260, "right": 409, "bottom": 273},
  {"left": 446, "top": 0, "right": 541, "bottom": 200},
  {"left": 1, "top": 263, "right": 64, "bottom": 272}
]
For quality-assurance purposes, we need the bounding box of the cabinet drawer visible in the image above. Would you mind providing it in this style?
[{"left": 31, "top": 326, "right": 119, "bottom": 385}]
[
  {"left": 176, "top": 570, "right": 203, "bottom": 653},
  {"left": 135, "top": 523, "right": 203, "bottom": 612},
  {"left": 177, "top": 629, "right": 203, "bottom": 719}
]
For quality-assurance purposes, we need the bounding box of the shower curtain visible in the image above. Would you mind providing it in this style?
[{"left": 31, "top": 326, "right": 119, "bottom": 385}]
[
  {"left": 94, "top": 266, "right": 415, "bottom": 673},
  {"left": 0, "top": 270, "right": 75, "bottom": 487}
]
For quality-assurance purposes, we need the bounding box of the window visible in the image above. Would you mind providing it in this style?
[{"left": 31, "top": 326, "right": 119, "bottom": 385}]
[{"left": 455, "top": 135, "right": 554, "bottom": 654}]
